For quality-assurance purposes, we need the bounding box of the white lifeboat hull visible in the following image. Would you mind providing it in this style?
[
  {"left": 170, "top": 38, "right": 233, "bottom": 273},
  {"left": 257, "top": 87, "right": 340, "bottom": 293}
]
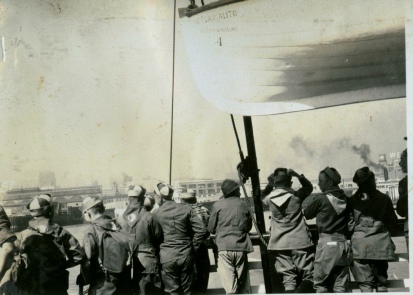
[{"left": 179, "top": 0, "right": 406, "bottom": 115}]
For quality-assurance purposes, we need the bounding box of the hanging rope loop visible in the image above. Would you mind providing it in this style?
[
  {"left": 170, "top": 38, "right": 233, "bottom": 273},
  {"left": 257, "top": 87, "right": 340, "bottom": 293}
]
[
  {"left": 237, "top": 168, "right": 268, "bottom": 248},
  {"left": 231, "top": 114, "right": 268, "bottom": 248}
]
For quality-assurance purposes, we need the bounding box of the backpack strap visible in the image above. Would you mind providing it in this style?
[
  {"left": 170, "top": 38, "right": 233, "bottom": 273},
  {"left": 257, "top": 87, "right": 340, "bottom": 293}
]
[
  {"left": 91, "top": 225, "right": 133, "bottom": 281},
  {"left": 90, "top": 225, "right": 108, "bottom": 280},
  {"left": 107, "top": 231, "right": 134, "bottom": 267}
]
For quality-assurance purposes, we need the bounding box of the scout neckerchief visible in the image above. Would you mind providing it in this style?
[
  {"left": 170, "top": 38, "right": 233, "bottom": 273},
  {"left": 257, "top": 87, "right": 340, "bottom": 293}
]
[
  {"left": 268, "top": 189, "right": 293, "bottom": 207},
  {"left": 324, "top": 186, "right": 346, "bottom": 215}
]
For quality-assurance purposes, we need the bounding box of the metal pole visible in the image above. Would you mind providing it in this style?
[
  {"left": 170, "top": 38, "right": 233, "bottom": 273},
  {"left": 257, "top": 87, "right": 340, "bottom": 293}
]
[
  {"left": 169, "top": 0, "right": 177, "bottom": 185},
  {"left": 243, "top": 116, "right": 273, "bottom": 293}
]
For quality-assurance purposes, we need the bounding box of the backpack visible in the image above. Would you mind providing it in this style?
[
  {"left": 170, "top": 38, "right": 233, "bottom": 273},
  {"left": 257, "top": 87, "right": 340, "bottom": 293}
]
[
  {"left": 92, "top": 225, "right": 137, "bottom": 275},
  {"left": 11, "top": 230, "right": 67, "bottom": 291}
]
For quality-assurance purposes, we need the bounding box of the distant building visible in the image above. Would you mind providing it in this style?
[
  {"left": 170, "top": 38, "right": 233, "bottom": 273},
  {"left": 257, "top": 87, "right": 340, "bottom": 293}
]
[
  {"left": 375, "top": 153, "right": 404, "bottom": 181},
  {"left": 39, "top": 171, "right": 56, "bottom": 189},
  {"left": 2, "top": 185, "right": 102, "bottom": 216},
  {"left": 174, "top": 179, "right": 253, "bottom": 203}
]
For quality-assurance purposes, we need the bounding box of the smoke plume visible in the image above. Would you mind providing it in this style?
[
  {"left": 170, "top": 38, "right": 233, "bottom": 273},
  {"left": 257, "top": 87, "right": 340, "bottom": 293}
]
[
  {"left": 351, "top": 144, "right": 382, "bottom": 169},
  {"left": 289, "top": 136, "right": 315, "bottom": 157}
]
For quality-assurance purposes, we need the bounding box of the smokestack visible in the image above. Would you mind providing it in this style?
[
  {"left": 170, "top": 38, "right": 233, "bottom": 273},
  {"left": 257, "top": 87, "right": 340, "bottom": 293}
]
[{"left": 382, "top": 166, "right": 389, "bottom": 181}]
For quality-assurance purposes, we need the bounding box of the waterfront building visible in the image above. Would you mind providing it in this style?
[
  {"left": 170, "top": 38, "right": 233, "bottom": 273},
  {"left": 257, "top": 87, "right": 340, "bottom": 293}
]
[{"left": 174, "top": 179, "right": 253, "bottom": 203}]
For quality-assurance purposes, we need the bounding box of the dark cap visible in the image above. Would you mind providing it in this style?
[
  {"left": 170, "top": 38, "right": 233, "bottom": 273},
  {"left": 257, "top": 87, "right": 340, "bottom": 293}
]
[
  {"left": 270, "top": 168, "right": 292, "bottom": 183},
  {"left": 221, "top": 179, "right": 240, "bottom": 197},
  {"left": 180, "top": 189, "right": 196, "bottom": 200},
  {"left": 353, "top": 167, "right": 374, "bottom": 185},
  {"left": 322, "top": 167, "right": 341, "bottom": 185}
]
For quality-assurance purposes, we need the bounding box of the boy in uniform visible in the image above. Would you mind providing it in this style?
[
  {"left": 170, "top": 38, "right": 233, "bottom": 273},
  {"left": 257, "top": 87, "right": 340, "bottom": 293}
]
[
  {"left": 304, "top": 167, "right": 353, "bottom": 293},
  {"left": 208, "top": 179, "right": 254, "bottom": 294},
  {"left": 123, "top": 186, "right": 163, "bottom": 295},
  {"left": 154, "top": 183, "right": 206, "bottom": 295},
  {"left": 180, "top": 190, "right": 211, "bottom": 293},
  {"left": 17, "top": 194, "right": 85, "bottom": 295},
  {"left": 350, "top": 167, "right": 398, "bottom": 292},
  {"left": 263, "top": 168, "right": 314, "bottom": 293},
  {"left": 396, "top": 147, "right": 408, "bottom": 250},
  {"left": 80, "top": 196, "right": 135, "bottom": 295}
]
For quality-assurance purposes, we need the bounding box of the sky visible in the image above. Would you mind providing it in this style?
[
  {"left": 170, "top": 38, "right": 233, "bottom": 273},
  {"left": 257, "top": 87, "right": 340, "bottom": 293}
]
[{"left": 0, "top": 0, "right": 410, "bottom": 190}]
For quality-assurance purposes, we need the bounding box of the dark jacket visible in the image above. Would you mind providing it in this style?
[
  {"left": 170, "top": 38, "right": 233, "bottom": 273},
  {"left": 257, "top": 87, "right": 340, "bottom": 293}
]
[
  {"left": 154, "top": 200, "right": 206, "bottom": 264},
  {"left": 0, "top": 206, "right": 15, "bottom": 246},
  {"left": 263, "top": 175, "right": 313, "bottom": 250},
  {"left": 208, "top": 196, "right": 254, "bottom": 252},
  {"left": 303, "top": 187, "right": 353, "bottom": 239},
  {"left": 123, "top": 204, "right": 162, "bottom": 274},
  {"left": 350, "top": 189, "right": 398, "bottom": 260},
  {"left": 82, "top": 215, "right": 134, "bottom": 295},
  {"left": 396, "top": 176, "right": 408, "bottom": 217},
  {"left": 16, "top": 217, "right": 85, "bottom": 295},
  {"left": 396, "top": 176, "right": 408, "bottom": 235}
]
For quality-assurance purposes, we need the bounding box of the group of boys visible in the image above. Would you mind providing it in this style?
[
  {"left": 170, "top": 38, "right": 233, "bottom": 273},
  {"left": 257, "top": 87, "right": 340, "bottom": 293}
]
[
  {"left": 263, "top": 162, "right": 405, "bottom": 293},
  {"left": 79, "top": 182, "right": 211, "bottom": 295},
  {"left": 0, "top": 179, "right": 253, "bottom": 295},
  {"left": 78, "top": 180, "right": 256, "bottom": 295},
  {"left": 0, "top": 146, "right": 407, "bottom": 294}
]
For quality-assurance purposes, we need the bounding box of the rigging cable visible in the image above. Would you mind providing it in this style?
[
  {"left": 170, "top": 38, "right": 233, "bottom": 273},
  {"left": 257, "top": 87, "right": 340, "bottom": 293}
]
[
  {"left": 169, "top": 0, "right": 177, "bottom": 185},
  {"left": 237, "top": 169, "right": 268, "bottom": 247},
  {"left": 230, "top": 115, "right": 268, "bottom": 247}
]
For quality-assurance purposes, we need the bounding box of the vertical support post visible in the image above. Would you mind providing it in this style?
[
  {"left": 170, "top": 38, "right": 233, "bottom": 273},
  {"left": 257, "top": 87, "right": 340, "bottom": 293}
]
[{"left": 243, "top": 116, "right": 273, "bottom": 293}]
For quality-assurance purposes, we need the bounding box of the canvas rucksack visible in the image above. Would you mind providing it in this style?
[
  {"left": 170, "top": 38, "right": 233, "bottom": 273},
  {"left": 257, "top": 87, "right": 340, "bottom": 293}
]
[
  {"left": 11, "top": 229, "right": 67, "bottom": 290},
  {"left": 92, "top": 225, "right": 137, "bottom": 275}
]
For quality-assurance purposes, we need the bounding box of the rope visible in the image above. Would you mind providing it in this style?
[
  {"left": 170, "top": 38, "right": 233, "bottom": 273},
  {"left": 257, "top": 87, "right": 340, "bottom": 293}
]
[
  {"left": 237, "top": 169, "right": 268, "bottom": 248},
  {"left": 169, "top": 0, "right": 177, "bottom": 185},
  {"left": 230, "top": 114, "right": 267, "bottom": 247},
  {"left": 230, "top": 114, "right": 245, "bottom": 161}
]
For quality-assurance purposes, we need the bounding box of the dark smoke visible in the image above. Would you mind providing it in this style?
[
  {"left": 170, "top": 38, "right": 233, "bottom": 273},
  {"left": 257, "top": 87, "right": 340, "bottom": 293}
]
[
  {"left": 336, "top": 137, "right": 351, "bottom": 149},
  {"left": 289, "top": 136, "right": 315, "bottom": 157},
  {"left": 288, "top": 136, "right": 384, "bottom": 173},
  {"left": 351, "top": 144, "right": 382, "bottom": 170}
]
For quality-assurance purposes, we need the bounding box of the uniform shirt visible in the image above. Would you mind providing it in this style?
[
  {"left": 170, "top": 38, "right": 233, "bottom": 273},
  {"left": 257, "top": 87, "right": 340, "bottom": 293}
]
[
  {"left": 154, "top": 200, "right": 206, "bottom": 264},
  {"left": 304, "top": 187, "right": 353, "bottom": 238},
  {"left": 123, "top": 205, "right": 162, "bottom": 273},
  {"left": 208, "top": 196, "right": 254, "bottom": 253},
  {"left": 263, "top": 175, "right": 313, "bottom": 250},
  {"left": 350, "top": 189, "right": 398, "bottom": 260}
]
